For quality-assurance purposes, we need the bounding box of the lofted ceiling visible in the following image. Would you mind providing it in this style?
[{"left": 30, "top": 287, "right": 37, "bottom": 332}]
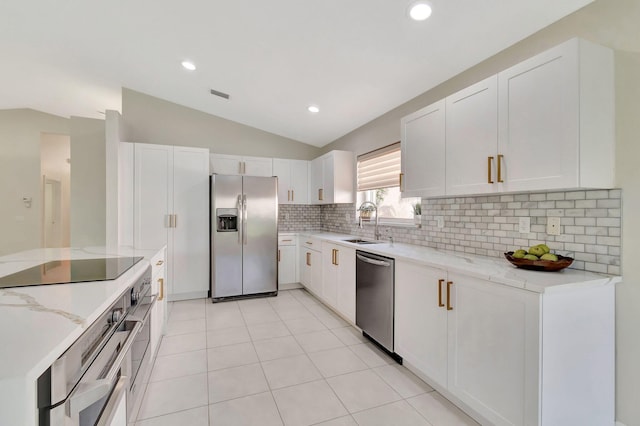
[{"left": 0, "top": 0, "right": 593, "bottom": 147}]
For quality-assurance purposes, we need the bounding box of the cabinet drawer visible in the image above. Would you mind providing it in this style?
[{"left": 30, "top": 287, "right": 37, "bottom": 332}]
[
  {"left": 300, "top": 236, "right": 321, "bottom": 250},
  {"left": 150, "top": 248, "right": 166, "bottom": 278},
  {"left": 278, "top": 234, "right": 297, "bottom": 246}
]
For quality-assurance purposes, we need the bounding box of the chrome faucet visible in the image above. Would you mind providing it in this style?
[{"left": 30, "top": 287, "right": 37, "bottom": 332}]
[{"left": 358, "top": 201, "right": 381, "bottom": 240}]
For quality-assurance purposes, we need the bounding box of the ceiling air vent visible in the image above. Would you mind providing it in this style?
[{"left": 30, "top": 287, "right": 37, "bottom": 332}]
[{"left": 210, "top": 89, "right": 230, "bottom": 100}]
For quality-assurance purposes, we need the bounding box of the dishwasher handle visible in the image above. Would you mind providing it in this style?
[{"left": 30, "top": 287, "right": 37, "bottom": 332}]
[{"left": 356, "top": 253, "right": 391, "bottom": 267}]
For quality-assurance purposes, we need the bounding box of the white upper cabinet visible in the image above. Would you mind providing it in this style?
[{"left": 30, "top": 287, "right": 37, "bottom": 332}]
[
  {"left": 310, "top": 150, "right": 355, "bottom": 205},
  {"left": 273, "top": 158, "right": 309, "bottom": 204},
  {"left": 210, "top": 153, "right": 273, "bottom": 176},
  {"left": 498, "top": 38, "right": 614, "bottom": 192},
  {"left": 400, "top": 38, "right": 614, "bottom": 198},
  {"left": 446, "top": 76, "right": 498, "bottom": 196},
  {"left": 401, "top": 100, "right": 446, "bottom": 197}
]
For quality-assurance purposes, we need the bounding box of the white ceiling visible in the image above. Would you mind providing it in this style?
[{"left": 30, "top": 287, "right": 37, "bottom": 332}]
[{"left": 0, "top": 0, "right": 593, "bottom": 147}]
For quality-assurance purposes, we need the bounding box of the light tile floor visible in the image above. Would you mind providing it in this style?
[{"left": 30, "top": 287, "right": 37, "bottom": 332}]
[{"left": 135, "top": 289, "right": 480, "bottom": 426}]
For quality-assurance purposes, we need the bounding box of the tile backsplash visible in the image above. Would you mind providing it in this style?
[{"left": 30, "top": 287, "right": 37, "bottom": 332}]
[{"left": 280, "top": 189, "right": 622, "bottom": 275}]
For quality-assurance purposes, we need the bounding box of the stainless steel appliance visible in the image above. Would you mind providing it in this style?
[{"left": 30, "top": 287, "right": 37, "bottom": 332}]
[
  {"left": 37, "top": 266, "right": 154, "bottom": 425},
  {"left": 355, "top": 251, "right": 401, "bottom": 362},
  {"left": 211, "top": 174, "right": 278, "bottom": 301}
]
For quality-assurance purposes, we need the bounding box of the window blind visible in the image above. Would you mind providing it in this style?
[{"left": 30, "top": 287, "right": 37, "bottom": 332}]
[{"left": 357, "top": 142, "right": 401, "bottom": 191}]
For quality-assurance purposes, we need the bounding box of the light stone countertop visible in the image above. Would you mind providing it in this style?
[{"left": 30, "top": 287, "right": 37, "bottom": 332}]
[
  {"left": 0, "top": 246, "right": 163, "bottom": 426},
  {"left": 295, "top": 231, "right": 621, "bottom": 293}
]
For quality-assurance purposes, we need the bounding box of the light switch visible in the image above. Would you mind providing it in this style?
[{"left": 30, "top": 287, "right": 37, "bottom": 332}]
[{"left": 518, "top": 217, "right": 531, "bottom": 234}]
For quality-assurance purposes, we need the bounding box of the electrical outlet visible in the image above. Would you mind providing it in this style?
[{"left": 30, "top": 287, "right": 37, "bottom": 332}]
[
  {"left": 436, "top": 216, "right": 445, "bottom": 229},
  {"left": 518, "top": 217, "right": 531, "bottom": 234},
  {"left": 547, "top": 217, "right": 561, "bottom": 236}
]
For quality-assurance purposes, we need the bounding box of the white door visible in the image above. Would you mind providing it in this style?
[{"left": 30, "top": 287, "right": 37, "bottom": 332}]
[
  {"left": 322, "top": 243, "right": 338, "bottom": 307},
  {"left": 310, "top": 157, "right": 324, "bottom": 204},
  {"left": 395, "top": 261, "right": 448, "bottom": 388},
  {"left": 290, "top": 160, "right": 309, "bottom": 204},
  {"left": 278, "top": 245, "right": 296, "bottom": 284},
  {"left": 498, "top": 41, "right": 579, "bottom": 192},
  {"left": 273, "top": 159, "right": 292, "bottom": 204},
  {"left": 134, "top": 144, "right": 172, "bottom": 250},
  {"left": 335, "top": 246, "right": 356, "bottom": 323},
  {"left": 446, "top": 76, "right": 499, "bottom": 196},
  {"left": 243, "top": 156, "right": 273, "bottom": 177},
  {"left": 171, "top": 147, "right": 210, "bottom": 298},
  {"left": 401, "top": 100, "right": 446, "bottom": 197},
  {"left": 210, "top": 153, "right": 242, "bottom": 175},
  {"left": 446, "top": 272, "right": 539, "bottom": 426}
]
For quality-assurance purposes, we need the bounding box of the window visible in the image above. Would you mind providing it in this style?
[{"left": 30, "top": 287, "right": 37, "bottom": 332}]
[{"left": 357, "top": 143, "right": 420, "bottom": 223}]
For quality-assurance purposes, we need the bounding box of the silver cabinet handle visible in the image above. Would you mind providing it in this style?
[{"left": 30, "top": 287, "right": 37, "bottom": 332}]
[{"left": 356, "top": 253, "right": 391, "bottom": 267}]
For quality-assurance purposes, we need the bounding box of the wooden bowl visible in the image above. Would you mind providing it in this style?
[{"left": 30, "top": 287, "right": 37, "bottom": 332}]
[{"left": 504, "top": 252, "right": 574, "bottom": 272}]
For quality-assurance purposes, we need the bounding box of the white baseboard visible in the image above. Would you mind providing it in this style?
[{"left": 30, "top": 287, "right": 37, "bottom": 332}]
[
  {"left": 616, "top": 421, "right": 627, "bottom": 426},
  {"left": 280, "top": 282, "right": 303, "bottom": 290}
]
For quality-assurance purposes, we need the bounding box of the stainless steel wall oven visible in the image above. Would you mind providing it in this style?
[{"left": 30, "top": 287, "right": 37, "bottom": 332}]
[{"left": 37, "top": 266, "right": 153, "bottom": 426}]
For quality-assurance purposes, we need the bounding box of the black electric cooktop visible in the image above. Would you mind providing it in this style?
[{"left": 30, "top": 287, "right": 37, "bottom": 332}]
[{"left": 0, "top": 256, "right": 144, "bottom": 289}]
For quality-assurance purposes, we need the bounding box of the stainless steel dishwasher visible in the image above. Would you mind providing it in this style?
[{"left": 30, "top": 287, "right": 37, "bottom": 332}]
[{"left": 356, "top": 250, "right": 401, "bottom": 362}]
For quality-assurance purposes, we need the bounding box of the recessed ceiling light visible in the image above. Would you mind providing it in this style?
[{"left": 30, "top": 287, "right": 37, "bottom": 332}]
[
  {"left": 181, "top": 61, "right": 196, "bottom": 71},
  {"left": 408, "top": 1, "right": 432, "bottom": 21},
  {"left": 308, "top": 105, "right": 320, "bottom": 113}
]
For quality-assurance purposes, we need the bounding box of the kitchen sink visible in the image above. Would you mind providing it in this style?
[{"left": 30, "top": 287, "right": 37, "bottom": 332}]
[{"left": 343, "top": 238, "right": 381, "bottom": 244}]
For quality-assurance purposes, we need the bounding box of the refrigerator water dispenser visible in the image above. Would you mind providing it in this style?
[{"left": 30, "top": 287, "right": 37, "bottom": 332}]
[{"left": 216, "top": 208, "right": 238, "bottom": 232}]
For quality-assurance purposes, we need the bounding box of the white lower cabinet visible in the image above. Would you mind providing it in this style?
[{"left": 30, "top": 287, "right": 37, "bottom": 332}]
[
  {"left": 299, "top": 238, "right": 322, "bottom": 296},
  {"left": 395, "top": 260, "right": 614, "bottom": 426},
  {"left": 322, "top": 242, "right": 356, "bottom": 323},
  {"left": 278, "top": 234, "right": 297, "bottom": 286},
  {"left": 150, "top": 248, "right": 167, "bottom": 357}
]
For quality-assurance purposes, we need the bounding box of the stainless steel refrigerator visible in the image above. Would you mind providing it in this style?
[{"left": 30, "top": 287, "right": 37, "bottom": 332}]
[{"left": 211, "top": 174, "right": 278, "bottom": 301}]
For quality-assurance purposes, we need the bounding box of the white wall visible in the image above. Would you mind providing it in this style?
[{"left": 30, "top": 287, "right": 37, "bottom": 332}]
[
  {"left": 0, "top": 109, "right": 69, "bottom": 255},
  {"left": 322, "top": 0, "right": 640, "bottom": 423},
  {"left": 70, "top": 116, "right": 106, "bottom": 247},
  {"left": 122, "top": 88, "right": 321, "bottom": 160}
]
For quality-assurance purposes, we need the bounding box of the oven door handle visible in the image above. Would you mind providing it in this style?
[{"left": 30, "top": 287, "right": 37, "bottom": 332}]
[
  {"left": 127, "top": 294, "right": 157, "bottom": 323},
  {"left": 67, "top": 320, "right": 142, "bottom": 417},
  {"left": 96, "top": 375, "right": 128, "bottom": 426}
]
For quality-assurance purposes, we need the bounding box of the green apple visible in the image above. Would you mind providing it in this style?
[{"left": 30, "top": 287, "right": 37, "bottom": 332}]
[
  {"left": 523, "top": 254, "right": 539, "bottom": 261},
  {"left": 537, "top": 244, "right": 551, "bottom": 254},
  {"left": 540, "top": 253, "right": 558, "bottom": 261},
  {"left": 528, "top": 246, "right": 545, "bottom": 257},
  {"left": 513, "top": 249, "right": 527, "bottom": 259}
]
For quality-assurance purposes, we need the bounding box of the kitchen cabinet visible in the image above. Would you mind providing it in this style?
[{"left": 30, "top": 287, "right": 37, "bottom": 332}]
[
  {"left": 131, "top": 143, "right": 209, "bottom": 301},
  {"left": 150, "top": 247, "right": 167, "bottom": 358},
  {"left": 309, "top": 150, "right": 355, "bottom": 204},
  {"left": 210, "top": 153, "right": 273, "bottom": 176},
  {"left": 445, "top": 76, "right": 498, "bottom": 196},
  {"left": 321, "top": 242, "right": 356, "bottom": 323},
  {"left": 395, "top": 260, "right": 614, "bottom": 426},
  {"left": 400, "top": 100, "right": 446, "bottom": 197},
  {"left": 497, "top": 38, "right": 614, "bottom": 192},
  {"left": 299, "top": 237, "right": 322, "bottom": 296},
  {"left": 273, "top": 158, "right": 309, "bottom": 204},
  {"left": 278, "top": 234, "right": 297, "bottom": 285}
]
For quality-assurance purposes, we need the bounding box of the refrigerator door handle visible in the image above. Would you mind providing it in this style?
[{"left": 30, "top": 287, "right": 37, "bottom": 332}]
[
  {"left": 237, "top": 195, "right": 243, "bottom": 244},
  {"left": 242, "top": 194, "right": 247, "bottom": 245}
]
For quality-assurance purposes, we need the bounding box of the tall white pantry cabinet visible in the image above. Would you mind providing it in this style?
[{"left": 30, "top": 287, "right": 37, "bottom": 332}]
[{"left": 120, "top": 142, "right": 210, "bottom": 301}]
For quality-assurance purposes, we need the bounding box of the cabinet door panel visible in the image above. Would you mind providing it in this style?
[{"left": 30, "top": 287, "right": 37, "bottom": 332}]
[
  {"left": 278, "top": 245, "right": 296, "bottom": 284},
  {"left": 395, "top": 261, "right": 448, "bottom": 388},
  {"left": 310, "top": 157, "right": 324, "bottom": 204},
  {"left": 290, "top": 160, "right": 309, "bottom": 204},
  {"left": 401, "top": 100, "right": 446, "bottom": 197},
  {"left": 243, "top": 156, "right": 273, "bottom": 177},
  {"left": 210, "top": 154, "right": 242, "bottom": 175},
  {"left": 310, "top": 250, "right": 323, "bottom": 296},
  {"left": 322, "top": 244, "right": 338, "bottom": 306},
  {"left": 273, "top": 159, "right": 291, "bottom": 204},
  {"left": 172, "top": 147, "right": 210, "bottom": 296},
  {"left": 134, "top": 144, "right": 171, "bottom": 250},
  {"left": 447, "top": 273, "right": 539, "bottom": 426},
  {"left": 335, "top": 246, "right": 356, "bottom": 323},
  {"left": 498, "top": 43, "right": 579, "bottom": 192},
  {"left": 446, "top": 76, "right": 498, "bottom": 196}
]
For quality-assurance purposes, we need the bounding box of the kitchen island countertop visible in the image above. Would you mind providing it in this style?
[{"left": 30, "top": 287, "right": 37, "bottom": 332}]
[{"left": 0, "top": 246, "right": 162, "bottom": 426}]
